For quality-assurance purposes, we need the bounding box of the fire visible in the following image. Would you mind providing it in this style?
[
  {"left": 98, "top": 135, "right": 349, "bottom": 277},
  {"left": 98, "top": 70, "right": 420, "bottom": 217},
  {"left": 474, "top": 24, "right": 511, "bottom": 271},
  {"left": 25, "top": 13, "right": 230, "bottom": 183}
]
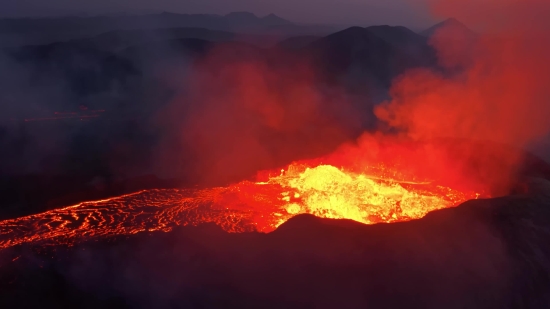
[
  {"left": 265, "top": 164, "right": 478, "bottom": 227},
  {"left": 0, "top": 160, "right": 483, "bottom": 250}
]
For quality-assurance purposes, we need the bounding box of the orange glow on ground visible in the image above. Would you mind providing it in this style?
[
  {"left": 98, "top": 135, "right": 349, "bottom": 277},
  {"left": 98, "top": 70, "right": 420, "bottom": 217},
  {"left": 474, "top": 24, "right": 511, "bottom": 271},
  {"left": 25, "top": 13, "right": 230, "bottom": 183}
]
[{"left": 0, "top": 159, "right": 484, "bottom": 250}]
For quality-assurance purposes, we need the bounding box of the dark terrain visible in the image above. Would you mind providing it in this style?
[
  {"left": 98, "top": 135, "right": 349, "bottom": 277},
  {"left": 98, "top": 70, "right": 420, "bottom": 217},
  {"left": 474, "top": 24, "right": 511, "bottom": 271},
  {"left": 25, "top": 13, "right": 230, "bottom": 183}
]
[
  {"left": 0, "top": 15, "right": 447, "bottom": 219},
  {"left": 1, "top": 14, "right": 549, "bottom": 309},
  {"left": 0, "top": 12, "right": 342, "bottom": 48},
  {"left": 1, "top": 183, "right": 550, "bottom": 308}
]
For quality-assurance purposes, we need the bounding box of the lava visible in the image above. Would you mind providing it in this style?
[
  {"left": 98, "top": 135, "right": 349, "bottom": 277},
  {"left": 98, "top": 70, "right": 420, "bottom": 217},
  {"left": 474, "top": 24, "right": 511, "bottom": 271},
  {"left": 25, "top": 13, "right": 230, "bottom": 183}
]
[{"left": 0, "top": 161, "right": 483, "bottom": 250}]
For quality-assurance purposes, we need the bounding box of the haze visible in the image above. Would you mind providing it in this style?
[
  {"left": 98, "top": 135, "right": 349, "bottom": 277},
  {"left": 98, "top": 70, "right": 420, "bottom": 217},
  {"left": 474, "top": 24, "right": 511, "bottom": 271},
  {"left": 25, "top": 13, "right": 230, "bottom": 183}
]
[{"left": 0, "top": 0, "right": 435, "bottom": 29}]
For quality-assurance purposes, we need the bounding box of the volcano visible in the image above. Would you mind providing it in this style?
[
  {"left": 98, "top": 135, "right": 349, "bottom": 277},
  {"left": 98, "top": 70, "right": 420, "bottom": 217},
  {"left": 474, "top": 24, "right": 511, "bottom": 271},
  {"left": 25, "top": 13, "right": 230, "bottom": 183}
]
[
  {"left": 1, "top": 8, "right": 550, "bottom": 308},
  {"left": 1, "top": 139, "right": 550, "bottom": 309},
  {"left": 0, "top": 160, "right": 482, "bottom": 250},
  {"left": 1, "top": 159, "right": 550, "bottom": 308}
]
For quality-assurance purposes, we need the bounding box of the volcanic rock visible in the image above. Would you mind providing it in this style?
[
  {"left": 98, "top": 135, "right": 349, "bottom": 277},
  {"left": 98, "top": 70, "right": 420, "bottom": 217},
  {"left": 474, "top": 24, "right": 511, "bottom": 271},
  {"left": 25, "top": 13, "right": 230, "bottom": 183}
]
[{"left": 1, "top": 180, "right": 550, "bottom": 308}]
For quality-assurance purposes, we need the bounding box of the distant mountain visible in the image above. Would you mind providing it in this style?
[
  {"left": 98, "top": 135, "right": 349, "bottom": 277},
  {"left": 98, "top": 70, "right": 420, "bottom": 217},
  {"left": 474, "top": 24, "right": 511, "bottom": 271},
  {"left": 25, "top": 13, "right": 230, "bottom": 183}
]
[
  {"left": 121, "top": 38, "right": 215, "bottom": 61},
  {"left": 120, "top": 38, "right": 264, "bottom": 68},
  {"left": 9, "top": 42, "right": 139, "bottom": 99},
  {"left": 224, "top": 11, "right": 260, "bottom": 26},
  {"left": 3, "top": 23, "right": 440, "bottom": 107},
  {"left": 0, "top": 12, "right": 292, "bottom": 34},
  {"left": 420, "top": 18, "right": 476, "bottom": 38},
  {"left": 262, "top": 13, "right": 292, "bottom": 26},
  {"left": 0, "top": 12, "right": 294, "bottom": 47},
  {"left": 276, "top": 35, "right": 321, "bottom": 49},
  {"left": 224, "top": 12, "right": 292, "bottom": 28},
  {"left": 367, "top": 25, "right": 427, "bottom": 48},
  {"left": 305, "top": 26, "right": 394, "bottom": 67},
  {"left": 366, "top": 25, "right": 436, "bottom": 67},
  {"left": 260, "top": 23, "right": 347, "bottom": 37},
  {"left": 419, "top": 18, "right": 478, "bottom": 70},
  {"left": 303, "top": 26, "right": 436, "bottom": 91},
  {"left": 67, "top": 28, "right": 236, "bottom": 52}
]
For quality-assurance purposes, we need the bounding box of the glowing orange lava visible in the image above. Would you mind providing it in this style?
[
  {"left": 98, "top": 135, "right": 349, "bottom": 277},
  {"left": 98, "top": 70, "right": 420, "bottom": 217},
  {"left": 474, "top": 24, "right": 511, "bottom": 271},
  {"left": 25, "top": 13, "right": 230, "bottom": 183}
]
[{"left": 0, "top": 162, "right": 483, "bottom": 250}]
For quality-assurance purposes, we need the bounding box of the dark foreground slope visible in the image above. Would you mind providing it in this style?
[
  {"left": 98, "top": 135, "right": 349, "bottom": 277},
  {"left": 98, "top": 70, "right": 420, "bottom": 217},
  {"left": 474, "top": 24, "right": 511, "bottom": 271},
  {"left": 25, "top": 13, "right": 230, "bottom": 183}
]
[{"left": 1, "top": 178, "right": 550, "bottom": 309}]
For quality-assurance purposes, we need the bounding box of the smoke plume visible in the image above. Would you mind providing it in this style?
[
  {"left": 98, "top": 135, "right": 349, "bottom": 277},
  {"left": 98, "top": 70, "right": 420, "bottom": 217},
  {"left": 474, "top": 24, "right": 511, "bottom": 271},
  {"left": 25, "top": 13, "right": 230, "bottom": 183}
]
[
  {"left": 376, "top": 0, "right": 550, "bottom": 148},
  {"left": 158, "top": 45, "right": 363, "bottom": 185}
]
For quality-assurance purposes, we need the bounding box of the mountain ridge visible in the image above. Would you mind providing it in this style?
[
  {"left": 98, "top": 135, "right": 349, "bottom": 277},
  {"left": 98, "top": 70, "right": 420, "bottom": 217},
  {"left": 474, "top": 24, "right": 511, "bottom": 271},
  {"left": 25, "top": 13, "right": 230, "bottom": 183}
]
[{"left": 420, "top": 18, "right": 476, "bottom": 38}]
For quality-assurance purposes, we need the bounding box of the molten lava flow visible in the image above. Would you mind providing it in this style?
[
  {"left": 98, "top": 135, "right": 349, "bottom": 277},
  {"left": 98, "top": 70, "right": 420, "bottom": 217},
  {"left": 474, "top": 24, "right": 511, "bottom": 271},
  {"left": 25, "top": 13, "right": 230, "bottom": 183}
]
[
  {"left": 262, "top": 164, "right": 480, "bottom": 228},
  {"left": 0, "top": 162, "right": 483, "bottom": 250}
]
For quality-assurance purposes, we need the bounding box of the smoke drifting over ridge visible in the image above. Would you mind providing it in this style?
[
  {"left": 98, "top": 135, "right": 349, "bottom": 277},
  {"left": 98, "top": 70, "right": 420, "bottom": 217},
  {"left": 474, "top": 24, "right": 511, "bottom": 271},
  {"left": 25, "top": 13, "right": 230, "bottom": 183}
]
[
  {"left": 426, "top": 0, "right": 550, "bottom": 33},
  {"left": 157, "top": 45, "right": 364, "bottom": 186},
  {"left": 1, "top": 0, "right": 548, "bottom": 214},
  {"left": 376, "top": 0, "right": 550, "bottom": 149},
  {"left": 152, "top": 0, "right": 550, "bottom": 192},
  {"left": 3, "top": 6, "right": 550, "bottom": 309}
]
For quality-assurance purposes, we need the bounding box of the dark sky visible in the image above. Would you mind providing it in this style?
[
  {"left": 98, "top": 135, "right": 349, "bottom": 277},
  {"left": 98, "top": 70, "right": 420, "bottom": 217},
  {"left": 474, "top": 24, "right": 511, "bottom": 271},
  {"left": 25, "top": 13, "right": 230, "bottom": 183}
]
[{"left": 1, "top": 0, "right": 436, "bottom": 29}]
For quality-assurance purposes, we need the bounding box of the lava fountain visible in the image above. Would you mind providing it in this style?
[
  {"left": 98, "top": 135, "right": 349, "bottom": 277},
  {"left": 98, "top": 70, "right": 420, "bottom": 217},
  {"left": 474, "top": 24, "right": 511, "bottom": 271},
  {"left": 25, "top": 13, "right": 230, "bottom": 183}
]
[{"left": 0, "top": 148, "right": 485, "bottom": 250}]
